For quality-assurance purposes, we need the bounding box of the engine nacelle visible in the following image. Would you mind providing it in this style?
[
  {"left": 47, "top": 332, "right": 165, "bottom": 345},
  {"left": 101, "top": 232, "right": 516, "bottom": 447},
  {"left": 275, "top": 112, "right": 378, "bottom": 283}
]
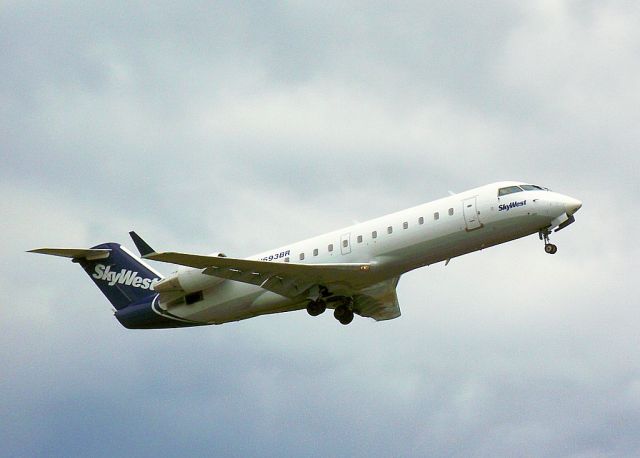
[
  {"left": 175, "top": 265, "right": 225, "bottom": 292},
  {"left": 152, "top": 252, "right": 228, "bottom": 294}
]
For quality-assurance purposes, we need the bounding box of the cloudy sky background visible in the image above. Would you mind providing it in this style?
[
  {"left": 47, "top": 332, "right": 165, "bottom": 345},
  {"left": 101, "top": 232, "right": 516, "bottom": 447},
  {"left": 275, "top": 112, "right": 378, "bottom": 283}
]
[{"left": 2, "top": 1, "right": 639, "bottom": 456}]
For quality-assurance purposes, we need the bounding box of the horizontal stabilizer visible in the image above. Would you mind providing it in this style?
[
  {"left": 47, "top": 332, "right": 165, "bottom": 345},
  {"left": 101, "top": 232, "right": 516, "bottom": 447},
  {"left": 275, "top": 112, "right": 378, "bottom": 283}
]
[{"left": 28, "top": 248, "right": 111, "bottom": 260}]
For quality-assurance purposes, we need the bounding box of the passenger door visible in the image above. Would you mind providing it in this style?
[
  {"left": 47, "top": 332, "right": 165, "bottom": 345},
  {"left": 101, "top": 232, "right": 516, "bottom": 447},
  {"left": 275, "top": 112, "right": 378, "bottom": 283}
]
[{"left": 462, "top": 197, "right": 483, "bottom": 231}]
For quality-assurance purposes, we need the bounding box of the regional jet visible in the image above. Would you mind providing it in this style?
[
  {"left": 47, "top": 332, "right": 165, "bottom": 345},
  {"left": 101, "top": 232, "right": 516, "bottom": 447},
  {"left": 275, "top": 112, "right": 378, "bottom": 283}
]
[{"left": 29, "top": 181, "right": 582, "bottom": 328}]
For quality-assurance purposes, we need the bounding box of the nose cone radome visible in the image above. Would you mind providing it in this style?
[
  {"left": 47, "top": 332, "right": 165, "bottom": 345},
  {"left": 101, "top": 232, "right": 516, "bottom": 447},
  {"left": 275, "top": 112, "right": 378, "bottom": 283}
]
[{"left": 565, "top": 197, "right": 582, "bottom": 215}]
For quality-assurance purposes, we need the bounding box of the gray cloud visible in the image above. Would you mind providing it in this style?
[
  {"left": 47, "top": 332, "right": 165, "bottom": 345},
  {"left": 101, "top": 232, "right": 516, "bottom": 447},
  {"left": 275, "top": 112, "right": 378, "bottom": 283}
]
[{"left": 2, "top": 1, "right": 639, "bottom": 456}]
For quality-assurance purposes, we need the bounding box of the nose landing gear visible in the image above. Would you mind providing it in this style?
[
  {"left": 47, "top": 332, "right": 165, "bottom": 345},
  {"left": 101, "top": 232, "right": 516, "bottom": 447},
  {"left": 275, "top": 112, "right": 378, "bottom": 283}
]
[{"left": 539, "top": 229, "right": 558, "bottom": 254}]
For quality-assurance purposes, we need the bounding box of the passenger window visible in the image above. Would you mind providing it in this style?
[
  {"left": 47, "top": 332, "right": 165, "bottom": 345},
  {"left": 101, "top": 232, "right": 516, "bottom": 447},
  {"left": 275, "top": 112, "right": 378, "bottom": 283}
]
[
  {"left": 342, "top": 239, "right": 348, "bottom": 248},
  {"left": 357, "top": 235, "right": 363, "bottom": 243},
  {"left": 387, "top": 226, "right": 393, "bottom": 234},
  {"left": 313, "top": 248, "right": 318, "bottom": 256},
  {"left": 498, "top": 185, "right": 524, "bottom": 196},
  {"left": 299, "top": 253, "right": 305, "bottom": 261},
  {"left": 328, "top": 244, "right": 334, "bottom": 252},
  {"left": 403, "top": 222, "right": 408, "bottom": 229},
  {"left": 372, "top": 231, "right": 377, "bottom": 239},
  {"left": 284, "top": 257, "right": 290, "bottom": 263},
  {"left": 448, "top": 208, "right": 454, "bottom": 216},
  {"left": 434, "top": 212, "right": 439, "bottom": 220},
  {"left": 418, "top": 217, "right": 424, "bottom": 225}
]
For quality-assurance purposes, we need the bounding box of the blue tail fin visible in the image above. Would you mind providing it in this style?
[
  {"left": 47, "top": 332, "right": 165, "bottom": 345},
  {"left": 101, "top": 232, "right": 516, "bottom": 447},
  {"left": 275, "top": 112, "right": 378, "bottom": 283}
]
[
  {"left": 29, "top": 242, "right": 205, "bottom": 329},
  {"left": 76, "top": 243, "right": 163, "bottom": 310}
]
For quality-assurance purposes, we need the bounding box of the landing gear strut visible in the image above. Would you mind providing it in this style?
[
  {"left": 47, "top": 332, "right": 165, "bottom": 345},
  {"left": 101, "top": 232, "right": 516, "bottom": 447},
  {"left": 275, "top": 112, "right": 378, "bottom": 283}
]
[{"left": 539, "top": 229, "right": 558, "bottom": 254}]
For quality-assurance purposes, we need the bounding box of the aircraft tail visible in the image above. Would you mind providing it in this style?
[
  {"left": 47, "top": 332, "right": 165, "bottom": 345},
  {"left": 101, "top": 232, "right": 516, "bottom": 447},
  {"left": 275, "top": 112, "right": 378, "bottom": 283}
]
[{"left": 29, "top": 243, "right": 163, "bottom": 310}]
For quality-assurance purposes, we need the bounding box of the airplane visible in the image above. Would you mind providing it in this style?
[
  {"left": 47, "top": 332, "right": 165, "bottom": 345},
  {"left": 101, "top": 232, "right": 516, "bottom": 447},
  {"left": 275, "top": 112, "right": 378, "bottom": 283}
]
[{"left": 29, "top": 181, "right": 582, "bottom": 329}]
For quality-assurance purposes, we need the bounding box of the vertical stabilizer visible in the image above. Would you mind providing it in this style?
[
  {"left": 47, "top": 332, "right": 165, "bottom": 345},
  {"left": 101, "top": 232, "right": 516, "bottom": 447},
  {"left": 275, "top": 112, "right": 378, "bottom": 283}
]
[
  {"left": 29, "top": 243, "right": 163, "bottom": 310},
  {"left": 77, "top": 243, "right": 163, "bottom": 310}
]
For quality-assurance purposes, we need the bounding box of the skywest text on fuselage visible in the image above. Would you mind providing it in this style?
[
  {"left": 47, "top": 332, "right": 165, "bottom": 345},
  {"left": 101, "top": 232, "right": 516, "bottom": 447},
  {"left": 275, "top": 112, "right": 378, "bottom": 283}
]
[{"left": 499, "top": 200, "right": 527, "bottom": 212}]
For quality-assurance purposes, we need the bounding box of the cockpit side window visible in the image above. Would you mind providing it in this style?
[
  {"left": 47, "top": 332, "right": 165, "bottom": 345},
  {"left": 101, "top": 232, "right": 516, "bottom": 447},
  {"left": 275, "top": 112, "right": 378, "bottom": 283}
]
[
  {"left": 521, "top": 184, "right": 544, "bottom": 191},
  {"left": 498, "top": 185, "right": 523, "bottom": 196}
]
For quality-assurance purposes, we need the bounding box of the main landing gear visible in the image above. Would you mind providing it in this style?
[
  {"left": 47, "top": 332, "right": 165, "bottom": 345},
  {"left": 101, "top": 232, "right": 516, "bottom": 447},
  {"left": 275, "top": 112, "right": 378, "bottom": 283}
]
[
  {"left": 306, "top": 296, "right": 355, "bottom": 325},
  {"left": 333, "top": 302, "right": 354, "bottom": 325},
  {"left": 539, "top": 229, "right": 558, "bottom": 254},
  {"left": 306, "top": 298, "right": 327, "bottom": 316}
]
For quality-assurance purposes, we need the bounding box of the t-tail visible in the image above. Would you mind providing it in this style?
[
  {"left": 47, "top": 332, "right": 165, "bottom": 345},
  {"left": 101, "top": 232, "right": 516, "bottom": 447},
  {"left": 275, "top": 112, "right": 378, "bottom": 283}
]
[{"left": 29, "top": 242, "right": 197, "bottom": 329}]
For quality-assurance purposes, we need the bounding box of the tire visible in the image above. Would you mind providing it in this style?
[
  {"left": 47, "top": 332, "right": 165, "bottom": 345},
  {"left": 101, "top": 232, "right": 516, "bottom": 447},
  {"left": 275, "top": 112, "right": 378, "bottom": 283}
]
[
  {"left": 334, "top": 305, "right": 354, "bottom": 325},
  {"left": 306, "top": 299, "right": 326, "bottom": 316},
  {"left": 339, "top": 310, "right": 354, "bottom": 325}
]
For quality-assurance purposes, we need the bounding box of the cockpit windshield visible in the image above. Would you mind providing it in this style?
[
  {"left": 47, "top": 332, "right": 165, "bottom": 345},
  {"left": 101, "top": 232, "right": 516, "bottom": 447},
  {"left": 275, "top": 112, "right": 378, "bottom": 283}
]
[
  {"left": 498, "top": 185, "right": 523, "bottom": 196},
  {"left": 498, "top": 184, "right": 549, "bottom": 196}
]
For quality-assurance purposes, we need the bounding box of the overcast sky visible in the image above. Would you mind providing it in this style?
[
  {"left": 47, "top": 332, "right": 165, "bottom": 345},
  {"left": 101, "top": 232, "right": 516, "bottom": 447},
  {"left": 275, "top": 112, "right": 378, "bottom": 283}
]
[{"left": 2, "top": 1, "right": 639, "bottom": 456}]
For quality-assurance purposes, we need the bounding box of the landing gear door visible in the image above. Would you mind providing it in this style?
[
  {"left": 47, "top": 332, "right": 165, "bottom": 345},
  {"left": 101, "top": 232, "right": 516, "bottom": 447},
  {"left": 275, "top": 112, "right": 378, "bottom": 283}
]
[
  {"left": 463, "top": 197, "right": 483, "bottom": 231},
  {"left": 340, "top": 233, "right": 352, "bottom": 255}
]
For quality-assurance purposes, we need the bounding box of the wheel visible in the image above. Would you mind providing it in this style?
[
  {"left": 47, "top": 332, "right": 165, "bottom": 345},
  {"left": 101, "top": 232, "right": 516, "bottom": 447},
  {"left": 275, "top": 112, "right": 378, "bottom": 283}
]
[
  {"left": 544, "top": 243, "right": 557, "bottom": 254},
  {"left": 334, "top": 305, "right": 354, "bottom": 325},
  {"left": 306, "top": 299, "right": 326, "bottom": 316},
  {"left": 550, "top": 244, "right": 558, "bottom": 254}
]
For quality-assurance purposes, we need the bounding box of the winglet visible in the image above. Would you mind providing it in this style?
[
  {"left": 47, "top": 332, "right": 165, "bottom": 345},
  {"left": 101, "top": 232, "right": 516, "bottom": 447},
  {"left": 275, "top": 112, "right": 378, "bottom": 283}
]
[{"left": 129, "top": 231, "right": 156, "bottom": 257}]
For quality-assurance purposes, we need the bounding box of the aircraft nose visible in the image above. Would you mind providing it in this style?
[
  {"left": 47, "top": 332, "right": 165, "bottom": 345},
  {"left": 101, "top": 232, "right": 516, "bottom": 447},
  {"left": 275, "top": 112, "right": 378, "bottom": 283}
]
[{"left": 565, "top": 197, "right": 582, "bottom": 215}]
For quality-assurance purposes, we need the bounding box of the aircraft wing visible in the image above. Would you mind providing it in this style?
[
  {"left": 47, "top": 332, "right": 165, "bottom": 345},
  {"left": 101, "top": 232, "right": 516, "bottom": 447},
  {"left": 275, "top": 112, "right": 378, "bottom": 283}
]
[
  {"left": 130, "top": 232, "right": 402, "bottom": 320},
  {"left": 145, "top": 251, "right": 375, "bottom": 299}
]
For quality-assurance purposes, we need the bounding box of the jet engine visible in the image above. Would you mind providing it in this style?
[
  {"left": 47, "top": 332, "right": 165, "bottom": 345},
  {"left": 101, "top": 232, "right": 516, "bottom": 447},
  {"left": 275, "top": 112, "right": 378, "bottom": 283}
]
[{"left": 152, "top": 252, "right": 228, "bottom": 294}]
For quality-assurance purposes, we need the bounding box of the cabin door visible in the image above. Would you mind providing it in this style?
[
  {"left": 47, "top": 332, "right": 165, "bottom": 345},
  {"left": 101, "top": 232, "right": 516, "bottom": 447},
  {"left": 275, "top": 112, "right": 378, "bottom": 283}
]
[{"left": 463, "top": 197, "right": 483, "bottom": 231}]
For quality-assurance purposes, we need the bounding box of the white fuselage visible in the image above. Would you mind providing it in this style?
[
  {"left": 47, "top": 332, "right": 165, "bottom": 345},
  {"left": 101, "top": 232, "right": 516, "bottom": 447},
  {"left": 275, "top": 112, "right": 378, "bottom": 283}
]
[{"left": 155, "top": 181, "right": 580, "bottom": 324}]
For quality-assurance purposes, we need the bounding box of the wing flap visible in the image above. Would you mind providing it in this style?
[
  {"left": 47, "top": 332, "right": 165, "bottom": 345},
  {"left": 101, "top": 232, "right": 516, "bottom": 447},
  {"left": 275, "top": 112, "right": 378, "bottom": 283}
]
[
  {"left": 147, "top": 251, "right": 370, "bottom": 274},
  {"left": 354, "top": 277, "right": 401, "bottom": 321},
  {"left": 355, "top": 293, "right": 401, "bottom": 321},
  {"left": 145, "top": 251, "right": 373, "bottom": 298}
]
